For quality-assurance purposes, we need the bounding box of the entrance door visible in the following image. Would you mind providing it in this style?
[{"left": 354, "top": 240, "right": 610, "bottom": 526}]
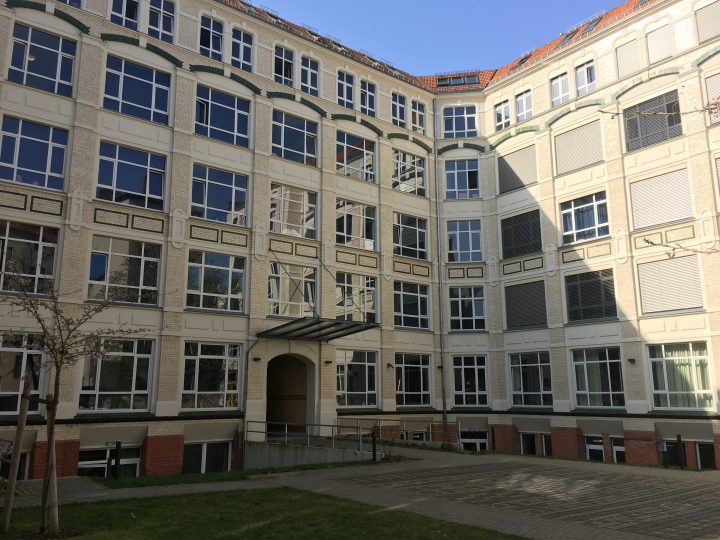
[{"left": 266, "top": 355, "right": 309, "bottom": 433}]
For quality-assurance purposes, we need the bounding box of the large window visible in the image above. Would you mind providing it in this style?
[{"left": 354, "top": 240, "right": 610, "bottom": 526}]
[
  {"left": 510, "top": 351, "right": 552, "bottom": 407},
  {"left": 495, "top": 100, "right": 510, "bottom": 131},
  {"left": 630, "top": 169, "right": 692, "bottom": 229},
  {"left": 650, "top": 342, "right": 712, "bottom": 410},
  {"left": 392, "top": 151, "right": 425, "bottom": 196},
  {"left": 336, "top": 272, "right": 376, "bottom": 323},
  {"left": 335, "top": 199, "right": 375, "bottom": 250},
  {"left": 186, "top": 249, "right": 245, "bottom": 312},
  {"left": 624, "top": 90, "right": 681, "bottom": 151},
  {"left": 393, "top": 213, "right": 427, "bottom": 260},
  {"left": 561, "top": 192, "right": 608, "bottom": 244},
  {"left": 0, "top": 335, "right": 42, "bottom": 414},
  {"left": 199, "top": 16, "right": 223, "bottom": 60},
  {"left": 271, "top": 111, "right": 318, "bottom": 166},
  {"left": 498, "top": 145, "right": 537, "bottom": 193},
  {"left": 336, "top": 132, "right": 375, "bottom": 182},
  {"left": 274, "top": 46, "right": 294, "bottom": 87},
  {"left": 104, "top": 55, "right": 170, "bottom": 124},
  {"left": 268, "top": 262, "right": 316, "bottom": 318},
  {"left": 0, "top": 221, "right": 57, "bottom": 294},
  {"left": 573, "top": 347, "right": 624, "bottom": 407},
  {"left": 554, "top": 121, "right": 603, "bottom": 175},
  {"left": 394, "top": 281, "right": 429, "bottom": 329},
  {"left": 391, "top": 93, "right": 406, "bottom": 128},
  {"left": 97, "top": 142, "right": 165, "bottom": 210},
  {"left": 79, "top": 339, "right": 152, "bottom": 411},
  {"left": 575, "top": 61, "right": 596, "bottom": 96},
  {"left": 231, "top": 29, "right": 252, "bottom": 72},
  {"left": 0, "top": 116, "right": 67, "bottom": 190},
  {"left": 183, "top": 442, "right": 230, "bottom": 474},
  {"left": 110, "top": 0, "right": 139, "bottom": 29},
  {"left": 78, "top": 447, "right": 140, "bottom": 478},
  {"left": 447, "top": 220, "right": 482, "bottom": 262},
  {"left": 411, "top": 100, "right": 425, "bottom": 134},
  {"left": 453, "top": 355, "right": 487, "bottom": 406},
  {"left": 337, "top": 71, "right": 354, "bottom": 109},
  {"left": 191, "top": 164, "right": 248, "bottom": 226},
  {"left": 9, "top": 24, "right": 75, "bottom": 97},
  {"left": 638, "top": 256, "right": 703, "bottom": 315},
  {"left": 195, "top": 85, "right": 250, "bottom": 147},
  {"left": 88, "top": 236, "right": 160, "bottom": 304},
  {"left": 360, "top": 80, "right": 376, "bottom": 117},
  {"left": 336, "top": 350, "right": 377, "bottom": 407},
  {"left": 443, "top": 106, "right": 477, "bottom": 138},
  {"left": 515, "top": 90, "right": 532, "bottom": 122},
  {"left": 269, "top": 184, "right": 317, "bottom": 239},
  {"left": 449, "top": 286, "right": 485, "bottom": 330},
  {"left": 501, "top": 210, "right": 541, "bottom": 259},
  {"left": 505, "top": 281, "right": 547, "bottom": 330},
  {"left": 148, "top": 0, "right": 174, "bottom": 43},
  {"left": 550, "top": 73, "right": 569, "bottom": 107},
  {"left": 395, "top": 353, "right": 430, "bottom": 406},
  {"left": 445, "top": 159, "right": 479, "bottom": 199},
  {"left": 300, "top": 56, "right": 318, "bottom": 96},
  {"left": 566, "top": 270, "right": 616, "bottom": 322},
  {"left": 182, "top": 342, "right": 240, "bottom": 409}
]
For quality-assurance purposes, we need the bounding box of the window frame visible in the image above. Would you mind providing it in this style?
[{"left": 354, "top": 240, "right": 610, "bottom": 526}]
[
  {"left": 335, "top": 272, "right": 377, "bottom": 323},
  {"left": 501, "top": 210, "right": 542, "bottom": 259},
  {"left": 560, "top": 191, "right": 609, "bottom": 245},
  {"left": 195, "top": 84, "right": 250, "bottom": 148},
  {"left": 190, "top": 163, "right": 248, "bottom": 226},
  {"left": 110, "top": 0, "right": 139, "bottom": 30},
  {"left": 335, "top": 199, "right": 376, "bottom": 250},
  {"left": 550, "top": 73, "right": 569, "bottom": 107},
  {"left": 183, "top": 442, "right": 231, "bottom": 474},
  {"left": 623, "top": 90, "right": 682, "bottom": 152},
  {"left": 103, "top": 55, "right": 171, "bottom": 125},
  {"left": 274, "top": 45, "right": 294, "bottom": 87},
  {"left": 392, "top": 150, "right": 426, "bottom": 196},
  {"left": 449, "top": 286, "right": 485, "bottom": 331},
  {"left": 445, "top": 158, "right": 479, "bottom": 199},
  {"left": 148, "top": 0, "right": 174, "bottom": 43},
  {"left": 515, "top": 90, "right": 533, "bottom": 122},
  {"left": 565, "top": 269, "right": 617, "bottom": 323},
  {"left": 336, "top": 350, "right": 377, "bottom": 407},
  {"left": 231, "top": 28, "right": 253, "bottom": 72},
  {"left": 649, "top": 342, "right": 713, "bottom": 410},
  {"left": 182, "top": 342, "right": 241, "bottom": 410},
  {"left": 494, "top": 100, "right": 510, "bottom": 131},
  {"left": 447, "top": 219, "right": 482, "bottom": 262},
  {"left": 443, "top": 106, "right": 477, "bottom": 138},
  {"left": 572, "top": 347, "right": 625, "bottom": 408},
  {"left": 411, "top": 100, "right": 425, "bottom": 134},
  {"left": 453, "top": 355, "right": 488, "bottom": 407},
  {"left": 575, "top": 61, "right": 596, "bottom": 97},
  {"left": 393, "top": 281, "right": 430, "bottom": 329},
  {"left": 337, "top": 70, "right": 354, "bottom": 109},
  {"left": 393, "top": 213, "right": 427, "bottom": 260},
  {"left": 335, "top": 131, "right": 375, "bottom": 182},
  {"left": 267, "top": 262, "right": 316, "bottom": 318},
  {"left": 300, "top": 56, "right": 319, "bottom": 96},
  {"left": 269, "top": 183, "right": 317, "bottom": 239},
  {"left": 271, "top": 110, "right": 318, "bottom": 167},
  {"left": 0, "top": 221, "right": 58, "bottom": 295},
  {"left": 391, "top": 93, "right": 407, "bottom": 128},
  {"left": 395, "top": 353, "right": 431, "bottom": 406},
  {"left": 360, "top": 80, "right": 376, "bottom": 117},
  {"left": 510, "top": 351, "right": 553, "bottom": 407},
  {"left": 186, "top": 249, "right": 245, "bottom": 312},
  {"left": 199, "top": 15, "right": 224, "bottom": 61},
  {"left": 0, "top": 335, "right": 44, "bottom": 414}
]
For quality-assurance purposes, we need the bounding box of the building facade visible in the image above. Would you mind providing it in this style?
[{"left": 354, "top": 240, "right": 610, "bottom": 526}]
[{"left": 1, "top": 0, "right": 720, "bottom": 478}]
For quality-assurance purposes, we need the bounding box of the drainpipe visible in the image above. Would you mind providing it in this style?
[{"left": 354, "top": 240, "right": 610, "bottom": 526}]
[{"left": 242, "top": 339, "right": 259, "bottom": 448}]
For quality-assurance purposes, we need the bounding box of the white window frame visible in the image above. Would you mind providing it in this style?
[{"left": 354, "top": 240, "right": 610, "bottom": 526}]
[
  {"left": 148, "top": 0, "right": 174, "bottom": 43},
  {"left": 453, "top": 355, "right": 487, "bottom": 407},
  {"left": 445, "top": 158, "right": 479, "bottom": 199},
  {"left": 510, "top": 351, "right": 553, "bottom": 407},
  {"left": 186, "top": 249, "right": 245, "bottom": 312},
  {"left": 190, "top": 163, "right": 248, "bottom": 226},
  {"left": 274, "top": 45, "right": 294, "bottom": 87},
  {"left": 336, "top": 272, "right": 376, "bottom": 323},
  {"left": 447, "top": 219, "right": 482, "bottom": 262},
  {"left": 103, "top": 55, "right": 171, "bottom": 125},
  {"left": 360, "top": 80, "right": 376, "bottom": 116},
  {"left": 269, "top": 183, "right": 317, "bottom": 239},
  {"left": 393, "top": 213, "right": 427, "bottom": 260},
  {"left": 195, "top": 84, "right": 250, "bottom": 148},
  {"left": 231, "top": 28, "right": 253, "bottom": 72},
  {"left": 335, "top": 131, "right": 375, "bottom": 182},
  {"left": 395, "top": 353, "right": 431, "bottom": 406},
  {"left": 449, "top": 286, "right": 485, "bottom": 331},
  {"left": 336, "top": 350, "right": 377, "bottom": 407},
  {"left": 443, "top": 106, "right": 477, "bottom": 138},
  {"left": 199, "top": 15, "right": 223, "bottom": 61},
  {"left": 182, "top": 342, "right": 241, "bottom": 409},
  {"left": 271, "top": 111, "right": 318, "bottom": 166},
  {"left": 300, "top": 56, "right": 319, "bottom": 96},
  {"left": 0, "top": 335, "right": 44, "bottom": 414},
  {"left": 78, "top": 447, "right": 141, "bottom": 478},
  {"left": 411, "top": 100, "right": 425, "bottom": 134},
  {"left": 0, "top": 221, "right": 58, "bottom": 294},
  {"left": 183, "top": 442, "right": 231, "bottom": 474},
  {"left": 550, "top": 73, "right": 569, "bottom": 107},
  {"left": 110, "top": 0, "right": 139, "bottom": 30},
  {"left": 576, "top": 61, "right": 596, "bottom": 96},
  {"left": 560, "top": 191, "right": 609, "bottom": 245},
  {"left": 515, "top": 90, "right": 533, "bottom": 122},
  {"left": 391, "top": 92, "right": 406, "bottom": 128},
  {"left": 268, "top": 262, "right": 316, "bottom": 318},
  {"left": 392, "top": 151, "right": 426, "bottom": 196},
  {"left": 495, "top": 100, "right": 510, "bottom": 131},
  {"left": 572, "top": 347, "right": 625, "bottom": 408},
  {"left": 335, "top": 199, "right": 376, "bottom": 250},
  {"left": 649, "top": 342, "right": 713, "bottom": 410},
  {"left": 337, "top": 71, "right": 354, "bottom": 109},
  {"left": 393, "top": 281, "right": 429, "bottom": 329}
]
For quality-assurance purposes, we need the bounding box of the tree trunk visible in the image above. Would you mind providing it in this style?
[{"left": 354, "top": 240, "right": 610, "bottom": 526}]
[{"left": 41, "top": 365, "right": 61, "bottom": 535}]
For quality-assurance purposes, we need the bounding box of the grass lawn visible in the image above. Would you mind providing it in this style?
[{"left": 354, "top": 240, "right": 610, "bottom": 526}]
[{"left": 6, "top": 488, "right": 522, "bottom": 539}]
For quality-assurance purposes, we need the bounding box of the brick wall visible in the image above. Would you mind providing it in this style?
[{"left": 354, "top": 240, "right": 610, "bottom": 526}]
[
  {"left": 550, "top": 427, "right": 584, "bottom": 460},
  {"left": 431, "top": 422, "right": 458, "bottom": 444},
  {"left": 141, "top": 435, "right": 184, "bottom": 476},
  {"left": 491, "top": 424, "right": 519, "bottom": 454},
  {"left": 602, "top": 436, "right": 613, "bottom": 464},
  {"left": 685, "top": 442, "right": 698, "bottom": 470},
  {"left": 623, "top": 430, "right": 659, "bottom": 466},
  {"left": 30, "top": 440, "right": 80, "bottom": 479}
]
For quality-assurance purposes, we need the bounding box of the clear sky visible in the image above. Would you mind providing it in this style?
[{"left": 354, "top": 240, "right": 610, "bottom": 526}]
[{"left": 254, "top": 0, "right": 621, "bottom": 75}]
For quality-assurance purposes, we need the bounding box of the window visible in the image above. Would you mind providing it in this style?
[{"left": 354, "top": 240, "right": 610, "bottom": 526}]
[
  {"left": 697, "top": 0, "right": 720, "bottom": 43},
  {"left": 443, "top": 106, "right": 477, "bottom": 138},
  {"left": 336, "top": 272, "right": 376, "bottom": 323},
  {"left": 515, "top": 90, "right": 532, "bottom": 122},
  {"left": 575, "top": 61, "right": 596, "bottom": 96},
  {"left": 186, "top": 250, "right": 245, "bottom": 311},
  {"left": 583, "top": 17, "right": 601, "bottom": 34},
  {"left": 437, "top": 74, "right": 480, "bottom": 87},
  {"left": 585, "top": 437, "right": 605, "bottom": 462},
  {"left": 453, "top": 356, "right": 487, "bottom": 406},
  {"left": 630, "top": 169, "right": 692, "bottom": 229},
  {"left": 445, "top": 159, "right": 479, "bottom": 199},
  {"left": 391, "top": 93, "right": 406, "bottom": 127},
  {"left": 360, "top": 80, "right": 376, "bottom": 116},
  {"left": 110, "top": 0, "right": 139, "bottom": 29},
  {"left": 104, "top": 55, "right": 170, "bottom": 124},
  {"left": 231, "top": 29, "right": 252, "bottom": 72},
  {"left": 195, "top": 85, "right": 250, "bottom": 147},
  {"left": 650, "top": 342, "right": 712, "bottom": 409},
  {"left": 0, "top": 116, "right": 67, "bottom": 190},
  {"left": 79, "top": 339, "right": 152, "bottom": 411},
  {"left": 510, "top": 351, "right": 552, "bottom": 406},
  {"left": 449, "top": 287, "right": 485, "bottom": 330},
  {"left": 566, "top": 270, "right": 616, "bottom": 322},
  {"left": 393, "top": 213, "right": 427, "bottom": 260},
  {"left": 9, "top": 24, "right": 76, "bottom": 97},
  {"left": 616, "top": 40, "right": 642, "bottom": 78},
  {"left": 88, "top": 236, "right": 160, "bottom": 304},
  {"left": 337, "top": 71, "right": 354, "bottom": 109},
  {"left": 647, "top": 25, "right": 672, "bottom": 64},
  {"left": 0, "top": 335, "right": 43, "bottom": 414},
  {"left": 550, "top": 73, "right": 569, "bottom": 107},
  {"left": 460, "top": 430, "right": 488, "bottom": 452},
  {"left": 637, "top": 256, "right": 703, "bottom": 314},
  {"left": 191, "top": 164, "right": 248, "bottom": 226},
  {"left": 558, "top": 30, "right": 577, "bottom": 47},
  {"left": 501, "top": 210, "right": 541, "bottom": 259},
  {"left": 268, "top": 262, "right": 316, "bottom": 318},
  {"left": 447, "top": 220, "right": 482, "bottom": 262},
  {"left": 271, "top": 111, "right": 317, "bottom": 166},
  {"left": 0, "top": 221, "right": 57, "bottom": 294},
  {"left": 97, "top": 142, "right": 165, "bottom": 210},
  {"left": 560, "top": 191, "right": 608, "bottom": 244},
  {"left": 505, "top": 281, "right": 547, "bottom": 330},
  {"left": 336, "top": 350, "right": 377, "bottom": 407},
  {"left": 148, "top": 0, "right": 174, "bottom": 43},
  {"left": 300, "top": 57, "right": 318, "bottom": 96},
  {"left": 335, "top": 199, "right": 376, "bottom": 250},
  {"left": 555, "top": 121, "right": 603, "bottom": 175},
  {"left": 269, "top": 183, "right": 317, "bottom": 239},
  {"left": 393, "top": 281, "right": 429, "bottom": 329},
  {"left": 183, "top": 442, "right": 230, "bottom": 474},
  {"left": 498, "top": 145, "right": 537, "bottom": 194},
  {"left": 495, "top": 101, "right": 510, "bottom": 131},
  {"left": 182, "top": 342, "right": 240, "bottom": 409},
  {"left": 411, "top": 100, "right": 425, "bottom": 134},
  {"left": 200, "top": 16, "right": 223, "bottom": 60},
  {"left": 573, "top": 347, "right": 624, "bottom": 407},
  {"left": 78, "top": 447, "right": 140, "bottom": 478},
  {"left": 274, "top": 46, "right": 293, "bottom": 87},
  {"left": 392, "top": 151, "right": 425, "bottom": 196},
  {"left": 336, "top": 131, "right": 375, "bottom": 182},
  {"left": 624, "top": 90, "right": 681, "bottom": 151},
  {"left": 395, "top": 353, "right": 430, "bottom": 406}
]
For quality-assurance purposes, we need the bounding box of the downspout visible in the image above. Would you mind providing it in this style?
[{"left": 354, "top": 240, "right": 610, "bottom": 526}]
[{"left": 241, "top": 338, "right": 259, "bottom": 466}]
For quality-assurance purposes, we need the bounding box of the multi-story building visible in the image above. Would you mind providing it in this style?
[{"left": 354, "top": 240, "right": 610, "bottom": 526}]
[{"left": 0, "top": 0, "right": 719, "bottom": 478}]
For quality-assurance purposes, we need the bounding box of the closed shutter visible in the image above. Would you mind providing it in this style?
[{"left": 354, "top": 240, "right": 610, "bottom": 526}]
[
  {"left": 630, "top": 169, "right": 692, "bottom": 229},
  {"left": 647, "top": 25, "right": 673, "bottom": 64},
  {"left": 505, "top": 281, "right": 547, "bottom": 329},
  {"left": 706, "top": 74, "right": 720, "bottom": 124},
  {"left": 616, "top": 40, "right": 641, "bottom": 78},
  {"left": 501, "top": 210, "right": 542, "bottom": 259},
  {"left": 696, "top": 1, "right": 720, "bottom": 43},
  {"left": 555, "top": 121, "right": 603, "bottom": 175},
  {"left": 638, "top": 256, "right": 703, "bottom": 314},
  {"left": 498, "top": 146, "right": 537, "bottom": 194}
]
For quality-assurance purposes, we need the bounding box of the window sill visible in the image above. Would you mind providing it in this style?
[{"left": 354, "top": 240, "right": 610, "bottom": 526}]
[
  {"left": 507, "top": 406, "right": 554, "bottom": 413},
  {"left": 0, "top": 177, "right": 65, "bottom": 195},
  {"left": 623, "top": 133, "right": 683, "bottom": 156},
  {"left": 565, "top": 317, "right": 619, "bottom": 326},
  {"left": 448, "top": 329, "right": 488, "bottom": 334},
  {"left": 650, "top": 408, "right": 716, "bottom": 417},
  {"left": 452, "top": 406, "right": 491, "bottom": 412},
  {"left": 392, "top": 253, "right": 430, "bottom": 264},
  {"left": 446, "top": 260, "right": 485, "bottom": 265},
  {"left": 554, "top": 159, "right": 604, "bottom": 178},
  {"left": 188, "top": 215, "right": 250, "bottom": 231},
  {"left": 631, "top": 217, "right": 694, "bottom": 235},
  {"left": 504, "top": 325, "right": 548, "bottom": 332},
  {"left": 267, "top": 230, "right": 319, "bottom": 243},
  {"left": 85, "top": 300, "right": 161, "bottom": 310},
  {"left": 197, "top": 132, "right": 251, "bottom": 152},
  {"left": 101, "top": 106, "right": 171, "bottom": 129},
  {"left": 334, "top": 243, "right": 378, "bottom": 255},
  {"left": 393, "top": 327, "right": 432, "bottom": 333},
  {"left": 185, "top": 308, "right": 247, "bottom": 317},
  {"left": 178, "top": 409, "right": 243, "bottom": 417},
  {"left": 640, "top": 308, "right": 705, "bottom": 319},
  {"left": 498, "top": 181, "right": 539, "bottom": 197},
  {"left": 93, "top": 198, "right": 167, "bottom": 215},
  {"left": 269, "top": 153, "right": 318, "bottom": 170},
  {"left": 336, "top": 407, "right": 381, "bottom": 414},
  {"left": 561, "top": 235, "right": 611, "bottom": 250},
  {"left": 572, "top": 407, "right": 627, "bottom": 414}
]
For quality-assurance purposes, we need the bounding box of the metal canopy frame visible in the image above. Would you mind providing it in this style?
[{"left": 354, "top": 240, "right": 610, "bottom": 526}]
[{"left": 257, "top": 317, "right": 379, "bottom": 342}]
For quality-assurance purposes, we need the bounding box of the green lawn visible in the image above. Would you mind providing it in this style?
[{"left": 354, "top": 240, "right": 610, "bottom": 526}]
[{"left": 7, "top": 488, "right": 522, "bottom": 539}]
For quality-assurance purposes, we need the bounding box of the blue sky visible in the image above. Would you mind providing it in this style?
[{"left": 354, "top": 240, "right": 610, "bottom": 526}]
[{"left": 255, "top": 0, "right": 620, "bottom": 74}]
